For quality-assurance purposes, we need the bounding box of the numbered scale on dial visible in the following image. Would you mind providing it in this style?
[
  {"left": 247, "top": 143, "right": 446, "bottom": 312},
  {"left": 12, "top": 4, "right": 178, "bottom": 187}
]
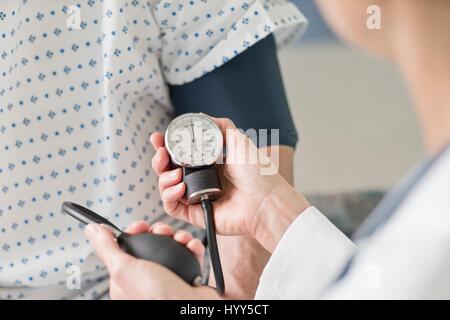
[{"left": 165, "top": 113, "right": 223, "bottom": 167}]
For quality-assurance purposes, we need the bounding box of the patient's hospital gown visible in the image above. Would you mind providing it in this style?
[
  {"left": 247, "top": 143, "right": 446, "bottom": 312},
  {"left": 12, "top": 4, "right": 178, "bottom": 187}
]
[{"left": 0, "top": 0, "right": 306, "bottom": 299}]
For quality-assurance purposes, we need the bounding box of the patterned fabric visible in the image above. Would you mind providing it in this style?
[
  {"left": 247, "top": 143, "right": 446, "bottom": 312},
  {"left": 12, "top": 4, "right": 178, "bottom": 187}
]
[{"left": 0, "top": 0, "right": 306, "bottom": 299}]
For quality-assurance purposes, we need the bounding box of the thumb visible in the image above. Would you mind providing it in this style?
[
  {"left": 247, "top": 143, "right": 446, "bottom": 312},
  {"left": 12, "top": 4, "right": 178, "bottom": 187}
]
[
  {"left": 206, "top": 115, "right": 237, "bottom": 138},
  {"left": 85, "top": 224, "right": 133, "bottom": 276},
  {"left": 204, "top": 115, "right": 249, "bottom": 152}
]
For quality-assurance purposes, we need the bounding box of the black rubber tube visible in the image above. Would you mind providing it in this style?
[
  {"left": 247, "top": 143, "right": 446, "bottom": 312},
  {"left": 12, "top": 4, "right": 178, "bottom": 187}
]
[{"left": 201, "top": 198, "right": 225, "bottom": 295}]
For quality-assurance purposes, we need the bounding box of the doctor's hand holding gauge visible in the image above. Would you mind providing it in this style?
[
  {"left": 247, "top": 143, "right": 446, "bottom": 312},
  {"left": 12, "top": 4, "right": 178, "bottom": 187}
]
[{"left": 158, "top": 114, "right": 306, "bottom": 252}]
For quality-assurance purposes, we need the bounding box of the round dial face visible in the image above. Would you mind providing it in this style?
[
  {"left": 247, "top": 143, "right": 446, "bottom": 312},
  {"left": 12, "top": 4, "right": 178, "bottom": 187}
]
[{"left": 165, "top": 113, "right": 223, "bottom": 167}]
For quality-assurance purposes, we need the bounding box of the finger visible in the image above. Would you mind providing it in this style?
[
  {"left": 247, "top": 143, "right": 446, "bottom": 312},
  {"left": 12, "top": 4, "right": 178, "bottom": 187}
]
[
  {"left": 173, "top": 230, "right": 205, "bottom": 268},
  {"left": 158, "top": 168, "right": 183, "bottom": 193},
  {"left": 150, "top": 132, "right": 165, "bottom": 150},
  {"left": 163, "top": 201, "right": 206, "bottom": 230},
  {"left": 173, "top": 229, "right": 194, "bottom": 245},
  {"left": 161, "top": 182, "right": 186, "bottom": 212},
  {"left": 206, "top": 116, "right": 237, "bottom": 141},
  {"left": 206, "top": 116, "right": 246, "bottom": 156},
  {"left": 186, "top": 238, "right": 205, "bottom": 267},
  {"left": 124, "top": 221, "right": 149, "bottom": 235},
  {"left": 150, "top": 222, "right": 175, "bottom": 237},
  {"left": 151, "top": 147, "right": 170, "bottom": 176},
  {"left": 147, "top": 221, "right": 164, "bottom": 232},
  {"left": 85, "top": 224, "right": 133, "bottom": 278}
]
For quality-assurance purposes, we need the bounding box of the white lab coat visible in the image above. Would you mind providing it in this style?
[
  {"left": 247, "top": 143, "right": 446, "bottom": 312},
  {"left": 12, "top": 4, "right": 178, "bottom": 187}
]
[{"left": 256, "top": 146, "right": 450, "bottom": 299}]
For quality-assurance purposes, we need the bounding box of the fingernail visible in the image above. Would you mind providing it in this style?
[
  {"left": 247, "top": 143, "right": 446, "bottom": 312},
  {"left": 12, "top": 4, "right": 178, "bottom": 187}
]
[
  {"left": 151, "top": 221, "right": 162, "bottom": 229},
  {"left": 85, "top": 224, "right": 99, "bottom": 238},
  {"left": 148, "top": 221, "right": 161, "bottom": 232},
  {"left": 174, "top": 229, "right": 184, "bottom": 236},
  {"left": 170, "top": 168, "right": 180, "bottom": 179},
  {"left": 173, "top": 183, "right": 183, "bottom": 193},
  {"left": 174, "top": 229, "right": 188, "bottom": 239}
]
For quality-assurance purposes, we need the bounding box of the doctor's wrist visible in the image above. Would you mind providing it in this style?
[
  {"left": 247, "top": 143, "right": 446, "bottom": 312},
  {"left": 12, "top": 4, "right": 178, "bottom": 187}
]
[{"left": 251, "top": 179, "right": 310, "bottom": 253}]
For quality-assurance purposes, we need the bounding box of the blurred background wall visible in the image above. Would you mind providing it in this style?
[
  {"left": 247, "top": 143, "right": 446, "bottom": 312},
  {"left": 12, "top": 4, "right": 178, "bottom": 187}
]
[{"left": 281, "top": 0, "right": 423, "bottom": 195}]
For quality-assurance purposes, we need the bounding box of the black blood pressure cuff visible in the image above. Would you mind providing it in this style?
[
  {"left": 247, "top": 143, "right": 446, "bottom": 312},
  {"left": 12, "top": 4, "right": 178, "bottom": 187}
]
[{"left": 169, "top": 34, "right": 298, "bottom": 149}]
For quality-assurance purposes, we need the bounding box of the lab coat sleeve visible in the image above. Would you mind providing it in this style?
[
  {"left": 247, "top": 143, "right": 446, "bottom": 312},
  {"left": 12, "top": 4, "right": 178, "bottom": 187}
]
[{"left": 255, "top": 207, "right": 356, "bottom": 299}]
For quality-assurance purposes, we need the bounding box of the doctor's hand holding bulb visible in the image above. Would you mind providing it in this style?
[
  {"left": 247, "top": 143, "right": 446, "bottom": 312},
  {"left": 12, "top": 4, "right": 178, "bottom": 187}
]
[{"left": 85, "top": 219, "right": 212, "bottom": 300}]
